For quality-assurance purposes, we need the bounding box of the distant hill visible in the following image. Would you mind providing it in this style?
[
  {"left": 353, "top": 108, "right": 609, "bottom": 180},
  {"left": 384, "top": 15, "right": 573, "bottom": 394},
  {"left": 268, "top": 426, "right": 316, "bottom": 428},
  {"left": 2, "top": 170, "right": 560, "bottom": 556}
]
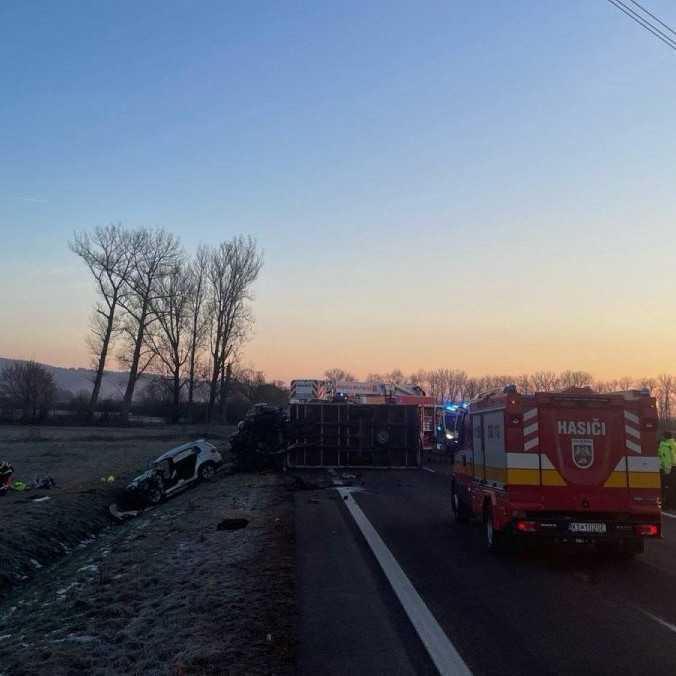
[{"left": 0, "top": 357, "right": 147, "bottom": 401}]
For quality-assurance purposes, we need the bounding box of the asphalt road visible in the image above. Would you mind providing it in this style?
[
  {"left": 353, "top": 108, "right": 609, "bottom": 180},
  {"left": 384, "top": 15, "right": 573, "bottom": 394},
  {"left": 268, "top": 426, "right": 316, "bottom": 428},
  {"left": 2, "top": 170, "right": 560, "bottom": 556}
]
[{"left": 295, "top": 466, "right": 676, "bottom": 676}]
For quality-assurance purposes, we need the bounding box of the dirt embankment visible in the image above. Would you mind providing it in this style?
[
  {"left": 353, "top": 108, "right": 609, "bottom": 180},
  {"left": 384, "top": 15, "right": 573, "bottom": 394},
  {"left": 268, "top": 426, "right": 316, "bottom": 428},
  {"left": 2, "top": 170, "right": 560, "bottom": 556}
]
[
  {"left": 0, "top": 425, "right": 232, "bottom": 591},
  {"left": 0, "top": 472, "right": 296, "bottom": 675}
]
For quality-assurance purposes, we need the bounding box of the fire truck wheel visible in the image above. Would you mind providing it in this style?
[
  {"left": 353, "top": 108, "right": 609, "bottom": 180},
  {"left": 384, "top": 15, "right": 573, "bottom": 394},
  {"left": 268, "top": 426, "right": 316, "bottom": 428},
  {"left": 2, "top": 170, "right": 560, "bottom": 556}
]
[{"left": 483, "top": 504, "right": 508, "bottom": 553}]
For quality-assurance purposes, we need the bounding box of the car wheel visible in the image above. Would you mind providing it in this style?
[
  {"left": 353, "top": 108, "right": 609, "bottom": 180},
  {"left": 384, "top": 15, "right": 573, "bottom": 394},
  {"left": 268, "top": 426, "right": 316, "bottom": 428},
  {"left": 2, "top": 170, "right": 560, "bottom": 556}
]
[
  {"left": 148, "top": 485, "right": 164, "bottom": 506},
  {"left": 199, "top": 462, "right": 216, "bottom": 481}
]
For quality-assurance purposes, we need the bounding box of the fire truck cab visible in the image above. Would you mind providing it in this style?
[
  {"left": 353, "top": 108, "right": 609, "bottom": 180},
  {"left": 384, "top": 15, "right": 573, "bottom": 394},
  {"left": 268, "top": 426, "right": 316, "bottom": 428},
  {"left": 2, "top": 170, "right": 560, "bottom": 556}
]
[
  {"left": 450, "top": 386, "right": 661, "bottom": 555},
  {"left": 434, "top": 403, "right": 467, "bottom": 453}
]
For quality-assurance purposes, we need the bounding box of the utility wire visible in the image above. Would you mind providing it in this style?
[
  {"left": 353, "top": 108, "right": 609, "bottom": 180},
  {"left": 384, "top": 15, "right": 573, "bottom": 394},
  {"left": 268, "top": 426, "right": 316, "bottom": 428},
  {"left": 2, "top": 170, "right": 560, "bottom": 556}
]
[
  {"left": 628, "top": 0, "right": 676, "bottom": 38},
  {"left": 608, "top": 0, "right": 676, "bottom": 47},
  {"left": 606, "top": 0, "right": 676, "bottom": 51}
]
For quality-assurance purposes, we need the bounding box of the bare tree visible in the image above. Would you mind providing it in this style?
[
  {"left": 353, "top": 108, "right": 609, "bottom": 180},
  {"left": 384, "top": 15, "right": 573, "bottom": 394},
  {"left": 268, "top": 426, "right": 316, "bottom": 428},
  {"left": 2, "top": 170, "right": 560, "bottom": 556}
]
[
  {"left": 657, "top": 374, "right": 674, "bottom": 422},
  {"left": 206, "top": 236, "right": 263, "bottom": 421},
  {"left": 463, "top": 377, "right": 482, "bottom": 400},
  {"left": 559, "top": 370, "right": 593, "bottom": 389},
  {"left": 448, "top": 370, "right": 468, "bottom": 400},
  {"left": 70, "top": 224, "right": 137, "bottom": 413},
  {"left": 638, "top": 377, "right": 657, "bottom": 394},
  {"left": 426, "top": 369, "right": 446, "bottom": 401},
  {"left": 0, "top": 361, "right": 56, "bottom": 421},
  {"left": 118, "top": 228, "right": 181, "bottom": 423},
  {"left": 516, "top": 374, "right": 532, "bottom": 395},
  {"left": 384, "top": 369, "right": 406, "bottom": 385},
  {"left": 617, "top": 376, "right": 635, "bottom": 391},
  {"left": 325, "top": 368, "right": 356, "bottom": 383},
  {"left": 186, "top": 245, "right": 210, "bottom": 419},
  {"left": 408, "top": 370, "right": 428, "bottom": 388},
  {"left": 594, "top": 380, "right": 614, "bottom": 393},
  {"left": 146, "top": 260, "right": 192, "bottom": 422},
  {"left": 531, "top": 370, "right": 561, "bottom": 392}
]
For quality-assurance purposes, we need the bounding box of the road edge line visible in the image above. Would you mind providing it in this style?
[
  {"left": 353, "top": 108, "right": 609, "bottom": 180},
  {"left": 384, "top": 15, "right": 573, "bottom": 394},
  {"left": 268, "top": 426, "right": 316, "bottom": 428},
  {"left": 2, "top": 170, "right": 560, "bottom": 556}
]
[
  {"left": 636, "top": 607, "right": 676, "bottom": 634},
  {"left": 336, "top": 487, "right": 472, "bottom": 676}
]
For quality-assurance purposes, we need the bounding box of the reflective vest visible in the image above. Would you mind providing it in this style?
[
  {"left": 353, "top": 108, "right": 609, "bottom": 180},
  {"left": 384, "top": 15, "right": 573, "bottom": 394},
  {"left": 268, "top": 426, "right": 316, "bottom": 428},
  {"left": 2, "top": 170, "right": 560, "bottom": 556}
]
[
  {"left": 669, "top": 439, "right": 676, "bottom": 466},
  {"left": 658, "top": 441, "right": 673, "bottom": 474}
]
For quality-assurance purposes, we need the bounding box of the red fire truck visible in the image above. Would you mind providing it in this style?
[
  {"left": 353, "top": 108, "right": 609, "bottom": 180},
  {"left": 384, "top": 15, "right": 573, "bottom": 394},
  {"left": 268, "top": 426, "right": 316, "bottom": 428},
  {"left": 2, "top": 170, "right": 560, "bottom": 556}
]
[{"left": 450, "top": 386, "right": 661, "bottom": 555}]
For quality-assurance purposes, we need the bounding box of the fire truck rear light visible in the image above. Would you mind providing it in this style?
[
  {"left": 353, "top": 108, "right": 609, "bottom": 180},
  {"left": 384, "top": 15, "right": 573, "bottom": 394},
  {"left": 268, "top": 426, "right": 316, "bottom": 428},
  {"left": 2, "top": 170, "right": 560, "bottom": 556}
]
[
  {"left": 515, "top": 520, "right": 538, "bottom": 533},
  {"left": 635, "top": 524, "right": 659, "bottom": 537}
]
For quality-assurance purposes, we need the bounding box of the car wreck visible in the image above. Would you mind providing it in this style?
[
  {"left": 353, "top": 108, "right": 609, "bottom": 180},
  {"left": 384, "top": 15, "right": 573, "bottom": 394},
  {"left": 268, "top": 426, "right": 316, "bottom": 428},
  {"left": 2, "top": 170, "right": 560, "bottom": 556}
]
[{"left": 116, "top": 439, "right": 223, "bottom": 511}]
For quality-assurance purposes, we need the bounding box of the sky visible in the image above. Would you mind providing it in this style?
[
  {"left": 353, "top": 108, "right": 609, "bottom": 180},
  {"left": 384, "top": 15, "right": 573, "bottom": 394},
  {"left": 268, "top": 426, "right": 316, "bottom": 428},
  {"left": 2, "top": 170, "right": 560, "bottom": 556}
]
[{"left": 1, "top": 0, "right": 676, "bottom": 384}]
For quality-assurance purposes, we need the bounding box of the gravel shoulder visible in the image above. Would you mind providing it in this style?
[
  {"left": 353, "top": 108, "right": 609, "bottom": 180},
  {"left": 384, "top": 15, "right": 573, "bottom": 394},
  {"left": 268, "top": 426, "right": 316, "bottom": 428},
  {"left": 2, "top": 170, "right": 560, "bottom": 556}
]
[{"left": 0, "top": 471, "right": 296, "bottom": 675}]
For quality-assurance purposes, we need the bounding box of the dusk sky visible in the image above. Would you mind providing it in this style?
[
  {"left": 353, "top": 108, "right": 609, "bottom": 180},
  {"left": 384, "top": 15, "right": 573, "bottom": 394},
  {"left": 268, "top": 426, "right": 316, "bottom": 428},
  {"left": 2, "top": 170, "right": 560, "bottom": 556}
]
[{"left": 2, "top": 1, "right": 675, "bottom": 383}]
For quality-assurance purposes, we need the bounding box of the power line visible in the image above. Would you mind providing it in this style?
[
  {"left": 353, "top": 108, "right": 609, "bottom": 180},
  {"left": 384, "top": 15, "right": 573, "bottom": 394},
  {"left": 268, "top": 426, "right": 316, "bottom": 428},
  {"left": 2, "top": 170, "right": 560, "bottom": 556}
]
[
  {"left": 606, "top": 0, "right": 676, "bottom": 51},
  {"left": 628, "top": 0, "right": 676, "bottom": 38},
  {"left": 608, "top": 0, "right": 676, "bottom": 49}
]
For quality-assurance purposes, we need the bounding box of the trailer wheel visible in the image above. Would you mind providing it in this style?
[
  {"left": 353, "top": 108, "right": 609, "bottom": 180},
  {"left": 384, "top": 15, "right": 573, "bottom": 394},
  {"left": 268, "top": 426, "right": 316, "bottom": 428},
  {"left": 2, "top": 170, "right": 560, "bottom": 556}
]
[{"left": 483, "top": 503, "right": 507, "bottom": 553}]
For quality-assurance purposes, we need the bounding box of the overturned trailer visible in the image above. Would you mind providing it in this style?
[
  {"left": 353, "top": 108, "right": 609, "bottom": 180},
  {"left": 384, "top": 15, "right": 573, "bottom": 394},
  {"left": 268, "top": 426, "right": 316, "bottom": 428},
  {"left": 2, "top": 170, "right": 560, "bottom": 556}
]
[{"left": 286, "top": 402, "right": 421, "bottom": 469}]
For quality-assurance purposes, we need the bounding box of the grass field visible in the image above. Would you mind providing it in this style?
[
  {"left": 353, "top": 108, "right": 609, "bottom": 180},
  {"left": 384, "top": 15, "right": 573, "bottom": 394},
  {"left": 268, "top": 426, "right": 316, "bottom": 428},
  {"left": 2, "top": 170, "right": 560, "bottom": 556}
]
[
  {"left": 0, "top": 425, "right": 296, "bottom": 674},
  {"left": 0, "top": 424, "right": 233, "bottom": 591}
]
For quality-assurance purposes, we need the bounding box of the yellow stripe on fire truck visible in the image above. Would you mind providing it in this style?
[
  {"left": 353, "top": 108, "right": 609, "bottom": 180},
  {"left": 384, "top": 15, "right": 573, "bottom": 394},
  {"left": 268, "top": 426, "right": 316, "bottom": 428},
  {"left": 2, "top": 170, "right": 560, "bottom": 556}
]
[{"left": 505, "top": 452, "right": 566, "bottom": 487}]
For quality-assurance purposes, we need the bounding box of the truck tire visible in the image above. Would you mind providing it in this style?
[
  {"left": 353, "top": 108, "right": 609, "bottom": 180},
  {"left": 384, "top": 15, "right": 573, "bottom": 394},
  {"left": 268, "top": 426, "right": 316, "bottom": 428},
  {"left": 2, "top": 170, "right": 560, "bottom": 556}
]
[
  {"left": 483, "top": 504, "right": 508, "bottom": 554},
  {"left": 451, "top": 485, "right": 470, "bottom": 523}
]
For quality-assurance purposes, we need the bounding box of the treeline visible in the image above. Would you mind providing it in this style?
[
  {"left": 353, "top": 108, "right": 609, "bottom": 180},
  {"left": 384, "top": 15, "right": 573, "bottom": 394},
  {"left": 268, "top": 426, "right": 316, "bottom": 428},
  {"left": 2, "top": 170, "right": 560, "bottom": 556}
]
[
  {"left": 0, "top": 360, "right": 287, "bottom": 425},
  {"left": 327, "top": 368, "right": 676, "bottom": 421},
  {"left": 137, "top": 366, "right": 288, "bottom": 423},
  {"left": 70, "top": 224, "right": 263, "bottom": 423}
]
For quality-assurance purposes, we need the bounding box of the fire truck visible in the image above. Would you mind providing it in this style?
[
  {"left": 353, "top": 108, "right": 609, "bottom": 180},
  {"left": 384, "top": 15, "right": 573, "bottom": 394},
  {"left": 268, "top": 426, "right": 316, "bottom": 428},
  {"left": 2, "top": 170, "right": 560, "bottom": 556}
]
[{"left": 450, "top": 386, "right": 661, "bottom": 555}]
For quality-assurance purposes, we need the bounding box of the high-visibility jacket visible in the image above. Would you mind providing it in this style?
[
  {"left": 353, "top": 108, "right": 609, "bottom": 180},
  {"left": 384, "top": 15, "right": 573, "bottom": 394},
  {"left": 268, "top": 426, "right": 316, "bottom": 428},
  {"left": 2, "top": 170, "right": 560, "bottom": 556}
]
[
  {"left": 658, "top": 441, "right": 673, "bottom": 474},
  {"left": 669, "top": 439, "right": 676, "bottom": 466}
]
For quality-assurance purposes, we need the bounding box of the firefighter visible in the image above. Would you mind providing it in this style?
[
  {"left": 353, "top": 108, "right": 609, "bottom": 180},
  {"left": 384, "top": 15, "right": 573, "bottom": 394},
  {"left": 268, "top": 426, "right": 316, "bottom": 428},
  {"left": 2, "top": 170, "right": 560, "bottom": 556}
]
[
  {"left": 0, "top": 461, "right": 14, "bottom": 497},
  {"left": 658, "top": 432, "right": 673, "bottom": 508},
  {"left": 668, "top": 433, "right": 676, "bottom": 508}
]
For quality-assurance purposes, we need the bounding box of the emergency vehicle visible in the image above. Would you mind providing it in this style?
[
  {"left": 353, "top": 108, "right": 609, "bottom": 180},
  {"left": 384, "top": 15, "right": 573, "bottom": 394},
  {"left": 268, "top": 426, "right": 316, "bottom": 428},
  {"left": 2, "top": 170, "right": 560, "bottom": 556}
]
[
  {"left": 434, "top": 402, "right": 468, "bottom": 452},
  {"left": 289, "top": 379, "right": 331, "bottom": 403},
  {"left": 450, "top": 386, "right": 661, "bottom": 555}
]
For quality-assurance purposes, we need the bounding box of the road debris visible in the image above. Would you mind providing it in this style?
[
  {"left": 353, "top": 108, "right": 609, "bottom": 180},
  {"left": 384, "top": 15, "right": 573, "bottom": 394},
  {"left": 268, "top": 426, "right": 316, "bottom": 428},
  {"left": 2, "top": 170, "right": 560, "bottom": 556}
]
[{"left": 217, "top": 517, "right": 249, "bottom": 531}]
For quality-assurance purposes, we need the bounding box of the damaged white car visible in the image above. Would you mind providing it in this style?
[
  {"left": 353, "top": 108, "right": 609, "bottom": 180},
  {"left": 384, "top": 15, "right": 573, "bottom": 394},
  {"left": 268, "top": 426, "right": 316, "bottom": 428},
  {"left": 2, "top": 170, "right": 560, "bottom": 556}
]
[{"left": 119, "top": 439, "right": 223, "bottom": 509}]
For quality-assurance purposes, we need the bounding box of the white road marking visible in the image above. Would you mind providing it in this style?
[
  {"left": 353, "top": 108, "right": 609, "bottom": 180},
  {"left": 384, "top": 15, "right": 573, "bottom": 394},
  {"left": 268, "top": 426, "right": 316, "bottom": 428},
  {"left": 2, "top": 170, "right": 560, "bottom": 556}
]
[
  {"left": 422, "top": 466, "right": 436, "bottom": 473},
  {"left": 662, "top": 511, "right": 676, "bottom": 520},
  {"left": 337, "top": 487, "right": 472, "bottom": 676},
  {"left": 637, "top": 607, "right": 676, "bottom": 634}
]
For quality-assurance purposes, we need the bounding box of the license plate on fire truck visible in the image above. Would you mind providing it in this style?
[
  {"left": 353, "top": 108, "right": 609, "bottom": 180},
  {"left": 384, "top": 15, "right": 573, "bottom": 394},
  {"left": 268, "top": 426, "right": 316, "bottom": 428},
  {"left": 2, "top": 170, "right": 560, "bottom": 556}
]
[{"left": 569, "top": 522, "right": 607, "bottom": 534}]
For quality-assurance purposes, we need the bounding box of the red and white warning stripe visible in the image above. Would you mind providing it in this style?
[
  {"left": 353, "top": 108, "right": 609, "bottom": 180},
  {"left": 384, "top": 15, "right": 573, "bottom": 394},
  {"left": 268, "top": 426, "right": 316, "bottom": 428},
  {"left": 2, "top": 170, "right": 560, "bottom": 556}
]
[
  {"left": 523, "top": 407, "right": 539, "bottom": 452},
  {"left": 624, "top": 410, "right": 642, "bottom": 454}
]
